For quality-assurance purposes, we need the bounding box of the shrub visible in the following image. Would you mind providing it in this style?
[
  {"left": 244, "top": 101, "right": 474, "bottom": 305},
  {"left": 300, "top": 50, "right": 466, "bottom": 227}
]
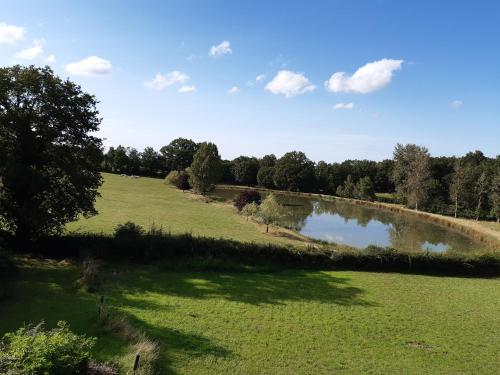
[
  {"left": 164, "top": 170, "right": 181, "bottom": 186},
  {"left": 176, "top": 172, "right": 191, "bottom": 191},
  {"left": 234, "top": 190, "right": 262, "bottom": 211},
  {"left": 241, "top": 202, "right": 259, "bottom": 220},
  {"left": 0, "top": 321, "right": 96, "bottom": 374},
  {"left": 114, "top": 222, "right": 145, "bottom": 239}
]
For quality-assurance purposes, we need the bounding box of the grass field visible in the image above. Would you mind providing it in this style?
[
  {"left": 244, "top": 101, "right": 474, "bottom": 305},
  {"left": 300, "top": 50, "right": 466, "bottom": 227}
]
[
  {"left": 67, "top": 173, "right": 305, "bottom": 246},
  {"left": 1, "top": 258, "right": 499, "bottom": 374}
]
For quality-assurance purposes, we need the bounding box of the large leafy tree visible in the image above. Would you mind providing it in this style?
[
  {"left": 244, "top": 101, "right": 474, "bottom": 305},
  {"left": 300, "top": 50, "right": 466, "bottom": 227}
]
[
  {"left": 189, "top": 142, "right": 222, "bottom": 194},
  {"left": 231, "top": 156, "right": 260, "bottom": 185},
  {"left": 160, "top": 137, "right": 198, "bottom": 171},
  {"left": 0, "top": 65, "right": 103, "bottom": 239},
  {"left": 273, "top": 151, "right": 315, "bottom": 192}
]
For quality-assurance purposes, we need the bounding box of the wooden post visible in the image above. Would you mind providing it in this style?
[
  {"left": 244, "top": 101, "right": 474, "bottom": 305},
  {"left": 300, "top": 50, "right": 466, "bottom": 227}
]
[{"left": 133, "top": 354, "right": 140, "bottom": 372}]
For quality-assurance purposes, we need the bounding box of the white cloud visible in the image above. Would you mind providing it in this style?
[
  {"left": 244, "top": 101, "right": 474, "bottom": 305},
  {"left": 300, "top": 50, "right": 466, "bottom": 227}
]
[
  {"left": 65, "top": 56, "right": 112, "bottom": 76},
  {"left": 178, "top": 85, "right": 196, "bottom": 93},
  {"left": 144, "top": 71, "right": 190, "bottom": 90},
  {"left": 325, "top": 58, "right": 403, "bottom": 94},
  {"left": 209, "top": 40, "right": 232, "bottom": 57},
  {"left": 0, "top": 23, "right": 25, "bottom": 44},
  {"left": 15, "top": 39, "right": 44, "bottom": 60},
  {"left": 334, "top": 102, "right": 354, "bottom": 110},
  {"left": 265, "top": 70, "right": 316, "bottom": 98},
  {"left": 227, "top": 86, "right": 240, "bottom": 94},
  {"left": 256, "top": 74, "right": 265, "bottom": 82},
  {"left": 450, "top": 100, "right": 463, "bottom": 109},
  {"left": 44, "top": 54, "right": 56, "bottom": 63}
]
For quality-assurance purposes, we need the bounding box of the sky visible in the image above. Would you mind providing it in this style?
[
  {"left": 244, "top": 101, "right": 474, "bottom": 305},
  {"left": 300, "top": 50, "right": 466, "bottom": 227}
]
[{"left": 1, "top": 0, "right": 499, "bottom": 162}]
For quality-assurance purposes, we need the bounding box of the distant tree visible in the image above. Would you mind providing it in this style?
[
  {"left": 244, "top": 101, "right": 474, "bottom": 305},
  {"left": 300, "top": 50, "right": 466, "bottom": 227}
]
[
  {"left": 257, "top": 166, "right": 275, "bottom": 188},
  {"left": 392, "top": 143, "right": 431, "bottom": 210},
  {"left": 111, "top": 145, "right": 129, "bottom": 173},
  {"left": 127, "top": 148, "right": 141, "bottom": 175},
  {"left": 273, "top": 151, "right": 315, "bottom": 192},
  {"left": 0, "top": 65, "right": 103, "bottom": 239},
  {"left": 220, "top": 160, "right": 235, "bottom": 183},
  {"left": 315, "top": 161, "right": 331, "bottom": 193},
  {"left": 356, "top": 176, "right": 376, "bottom": 201},
  {"left": 189, "top": 142, "right": 222, "bottom": 194},
  {"left": 259, "top": 154, "right": 277, "bottom": 168},
  {"left": 449, "top": 159, "right": 466, "bottom": 218},
  {"left": 231, "top": 156, "right": 260, "bottom": 185},
  {"left": 140, "top": 147, "right": 163, "bottom": 176},
  {"left": 336, "top": 175, "right": 356, "bottom": 198},
  {"left": 474, "top": 170, "right": 491, "bottom": 220},
  {"left": 490, "top": 169, "right": 500, "bottom": 222},
  {"left": 374, "top": 159, "right": 395, "bottom": 193},
  {"left": 234, "top": 190, "right": 261, "bottom": 211},
  {"left": 160, "top": 138, "right": 198, "bottom": 171},
  {"left": 258, "top": 193, "right": 284, "bottom": 232}
]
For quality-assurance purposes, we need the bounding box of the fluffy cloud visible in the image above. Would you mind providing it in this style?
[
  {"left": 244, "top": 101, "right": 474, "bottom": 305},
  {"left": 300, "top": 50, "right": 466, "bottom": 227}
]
[
  {"left": 325, "top": 58, "right": 403, "bottom": 94},
  {"left": 450, "top": 100, "right": 463, "bottom": 109},
  {"left": 65, "top": 56, "right": 112, "bottom": 76},
  {"left": 15, "top": 39, "right": 44, "bottom": 60},
  {"left": 209, "top": 40, "right": 232, "bottom": 57},
  {"left": 265, "top": 70, "right": 316, "bottom": 98},
  {"left": 178, "top": 85, "right": 196, "bottom": 93},
  {"left": 0, "top": 23, "right": 25, "bottom": 44},
  {"left": 334, "top": 102, "right": 354, "bottom": 110},
  {"left": 227, "top": 86, "right": 240, "bottom": 94},
  {"left": 144, "top": 71, "right": 189, "bottom": 90}
]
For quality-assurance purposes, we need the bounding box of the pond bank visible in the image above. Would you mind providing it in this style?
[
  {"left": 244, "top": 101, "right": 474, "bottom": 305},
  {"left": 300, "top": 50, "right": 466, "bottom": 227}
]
[{"left": 216, "top": 185, "right": 500, "bottom": 251}]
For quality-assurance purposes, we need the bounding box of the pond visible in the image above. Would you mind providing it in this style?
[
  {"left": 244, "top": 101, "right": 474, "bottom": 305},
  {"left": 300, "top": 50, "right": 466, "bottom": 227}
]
[{"left": 213, "top": 188, "right": 486, "bottom": 253}]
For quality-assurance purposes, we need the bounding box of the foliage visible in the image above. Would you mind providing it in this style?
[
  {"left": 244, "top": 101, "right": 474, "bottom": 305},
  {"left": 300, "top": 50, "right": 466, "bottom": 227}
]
[
  {"left": 114, "top": 221, "right": 145, "bottom": 239},
  {"left": 160, "top": 137, "right": 198, "bottom": 172},
  {"left": 189, "top": 142, "right": 223, "bottom": 194},
  {"left": 259, "top": 154, "right": 277, "bottom": 168},
  {"left": 257, "top": 166, "right": 275, "bottom": 188},
  {"left": 240, "top": 202, "right": 259, "bottom": 219},
  {"left": 336, "top": 175, "right": 356, "bottom": 198},
  {"left": 258, "top": 194, "right": 284, "bottom": 232},
  {"left": 0, "top": 321, "right": 95, "bottom": 374},
  {"left": 164, "top": 170, "right": 181, "bottom": 186},
  {"left": 76, "top": 257, "right": 100, "bottom": 293},
  {"left": 176, "top": 171, "right": 191, "bottom": 191},
  {"left": 273, "top": 151, "right": 315, "bottom": 192},
  {"left": 355, "top": 176, "right": 376, "bottom": 201},
  {"left": 231, "top": 156, "right": 260, "bottom": 185},
  {"left": 234, "top": 190, "right": 262, "bottom": 211},
  {"left": 0, "top": 251, "right": 16, "bottom": 300},
  {"left": 0, "top": 65, "right": 103, "bottom": 239},
  {"left": 491, "top": 170, "right": 500, "bottom": 222}
]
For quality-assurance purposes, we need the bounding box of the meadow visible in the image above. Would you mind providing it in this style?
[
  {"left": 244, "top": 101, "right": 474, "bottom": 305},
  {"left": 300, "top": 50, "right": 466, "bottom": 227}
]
[{"left": 1, "top": 258, "right": 499, "bottom": 374}]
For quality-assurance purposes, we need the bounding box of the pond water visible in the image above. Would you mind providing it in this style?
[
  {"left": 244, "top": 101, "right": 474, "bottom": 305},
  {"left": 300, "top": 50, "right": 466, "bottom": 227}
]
[{"left": 213, "top": 188, "right": 486, "bottom": 253}]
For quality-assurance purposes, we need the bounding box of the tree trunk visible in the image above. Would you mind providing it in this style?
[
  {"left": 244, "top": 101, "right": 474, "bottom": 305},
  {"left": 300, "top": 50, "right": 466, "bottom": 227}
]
[
  {"left": 476, "top": 196, "right": 482, "bottom": 221},
  {"left": 266, "top": 224, "right": 269, "bottom": 233},
  {"left": 454, "top": 196, "right": 458, "bottom": 218}
]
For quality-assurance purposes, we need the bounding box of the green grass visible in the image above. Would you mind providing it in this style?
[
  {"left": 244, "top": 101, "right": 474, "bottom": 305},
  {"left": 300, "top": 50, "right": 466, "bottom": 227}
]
[
  {"left": 67, "top": 173, "right": 301, "bottom": 246},
  {"left": 2, "top": 259, "right": 499, "bottom": 374}
]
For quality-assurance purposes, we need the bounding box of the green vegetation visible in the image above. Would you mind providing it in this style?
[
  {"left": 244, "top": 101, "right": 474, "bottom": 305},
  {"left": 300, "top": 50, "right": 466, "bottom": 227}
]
[
  {"left": 1, "top": 258, "right": 499, "bottom": 374},
  {"left": 68, "top": 173, "right": 299, "bottom": 246}
]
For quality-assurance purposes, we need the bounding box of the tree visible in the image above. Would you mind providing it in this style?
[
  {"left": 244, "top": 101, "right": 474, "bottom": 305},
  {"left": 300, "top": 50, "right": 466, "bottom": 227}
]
[
  {"left": 160, "top": 138, "right": 198, "bottom": 171},
  {"left": 356, "top": 176, "right": 376, "bottom": 201},
  {"left": 189, "top": 142, "right": 222, "bottom": 194},
  {"left": 140, "top": 147, "right": 163, "bottom": 176},
  {"left": 273, "top": 151, "right": 315, "bottom": 192},
  {"left": 176, "top": 171, "right": 191, "bottom": 191},
  {"left": 258, "top": 193, "right": 284, "bottom": 232},
  {"left": 259, "top": 154, "right": 277, "bottom": 168},
  {"left": 490, "top": 169, "right": 500, "bottom": 222},
  {"left": 231, "top": 156, "right": 260, "bottom": 185},
  {"left": 315, "top": 161, "right": 331, "bottom": 193},
  {"left": 392, "top": 143, "right": 431, "bottom": 210},
  {"left": 0, "top": 65, "right": 103, "bottom": 239},
  {"left": 234, "top": 190, "right": 261, "bottom": 211},
  {"left": 336, "top": 175, "right": 356, "bottom": 198},
  {"left": 449, "top": 159, "right": 466, "bottom": 218},
  {"left": 474, "top": 170, "right": 491, "bottom": 220},
  {"left": 257, "top": 166, "right": 275, "bottom": 188},
  {"left": 240, "top": 202, "right": 259, "bottom": 221}
]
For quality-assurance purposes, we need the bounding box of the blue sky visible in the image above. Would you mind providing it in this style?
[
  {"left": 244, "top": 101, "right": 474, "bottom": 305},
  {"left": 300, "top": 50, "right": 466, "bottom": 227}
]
[{"left": 1, "top": 0, "right": 499, "bottom": 161}]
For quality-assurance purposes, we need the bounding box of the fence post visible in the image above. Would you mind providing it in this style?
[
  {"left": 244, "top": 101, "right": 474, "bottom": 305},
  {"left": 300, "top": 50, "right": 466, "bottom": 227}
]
[{"left": 133, "top": 354, "right": 140, "bottom": 372}]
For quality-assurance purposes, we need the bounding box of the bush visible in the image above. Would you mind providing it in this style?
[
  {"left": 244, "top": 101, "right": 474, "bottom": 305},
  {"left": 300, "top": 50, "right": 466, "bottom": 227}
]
[
  {"left": 164, "top": 170, "right": 181, "bottom": 186},
  {"left": 0, "top": 321, "right": 96, "bottom": 374},
  {"left": 176, "top": 172, "right": 191, "bottom": 191},
  {"left": 241, "top": 202, "right": 259, "bottom": 220},
  {"left": 114, "top": 222, "right": 145, "bottom": 239},
  {"left": 234, "top": 190, "right": 262, "bottom": 211}
]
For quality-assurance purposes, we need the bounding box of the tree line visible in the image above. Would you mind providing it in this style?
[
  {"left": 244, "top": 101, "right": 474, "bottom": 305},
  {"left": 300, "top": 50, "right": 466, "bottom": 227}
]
[{"left": 103, "top": 138, "right": 500, "bottom": 221}]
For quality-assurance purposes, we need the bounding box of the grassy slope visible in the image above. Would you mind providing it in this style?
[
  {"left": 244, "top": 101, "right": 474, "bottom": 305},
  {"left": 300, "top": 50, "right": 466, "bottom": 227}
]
[
  {"left": 1, "top": 259, "right": 499, "bottom": 374},
  {"left": 67, "top": 173, "right": 302, "bottom": 246}
]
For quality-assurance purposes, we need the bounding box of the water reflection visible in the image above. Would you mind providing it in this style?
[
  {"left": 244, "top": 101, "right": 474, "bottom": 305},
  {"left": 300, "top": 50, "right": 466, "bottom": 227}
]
[{"left": 213, "top": 188, "right": 485, "bottom": 253}]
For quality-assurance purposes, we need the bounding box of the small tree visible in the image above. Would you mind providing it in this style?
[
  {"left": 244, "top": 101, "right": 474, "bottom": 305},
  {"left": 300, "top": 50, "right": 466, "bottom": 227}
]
[
  {"left": 356, "top": 176, "right": 376, "bottom": 201},
  {"left": 189, "top": 142, "right": 223, "bottom": 194},
  {"left": 449, "top": 159, "right": 466, "bottom": 218},
  {"left": 176, "top": 172, "right": 191, "bottom": 191},
  {"left": 241, "top": 202, "right": 259, "bottom": 221},
  {"left": 336, "top": 175, "right": 356, "bottom": 198},
  {"left": 258, "top": 194, "right": 284, "bottom": 232},
  {"left": 474, "top": 170, "right": 491, "bottom": 220},
  {"left": 490, "top": 170, "right": 500, "bottom": 222},
  {"left": 164, "top": 170, "right": 181, "bottom": 186}
]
